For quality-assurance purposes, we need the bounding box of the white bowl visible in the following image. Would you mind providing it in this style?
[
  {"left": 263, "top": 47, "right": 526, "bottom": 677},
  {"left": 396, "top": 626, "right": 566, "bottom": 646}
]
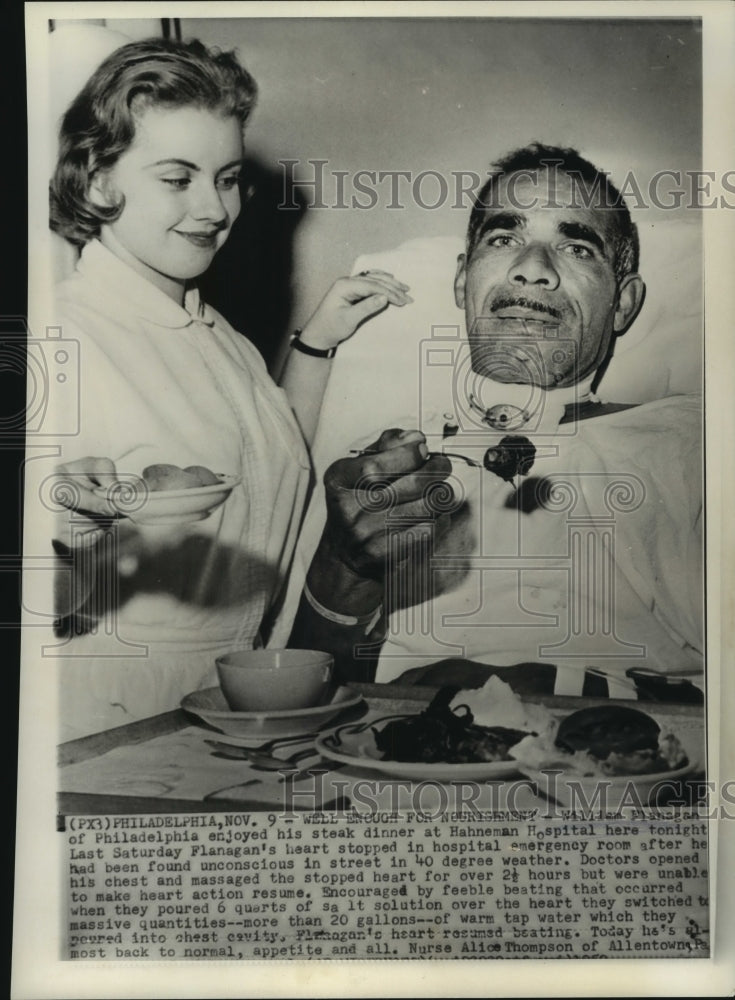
[
  {"left": 216, "top": 649, "right": 334, "bottom": 712},
  {"left": 96, "top": 474, "right": 240, "bottom": 525}
]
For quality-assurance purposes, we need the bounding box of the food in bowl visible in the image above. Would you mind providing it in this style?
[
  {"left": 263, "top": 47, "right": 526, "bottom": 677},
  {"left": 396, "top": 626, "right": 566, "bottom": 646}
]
[
  {"left": 96, "top": 465, "right": 237, "bottom": 524},
  {"left": 182, "top": 465, "right": 221, "bottom": 486},
  {"left": 142, "top": 463, "right": 221, "bottom": 491}
]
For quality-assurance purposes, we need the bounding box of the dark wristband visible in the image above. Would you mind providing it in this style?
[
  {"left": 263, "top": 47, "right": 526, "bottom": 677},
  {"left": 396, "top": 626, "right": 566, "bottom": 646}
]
[{"left": 290, "top": 329, "right": 337, "bottom": 359}]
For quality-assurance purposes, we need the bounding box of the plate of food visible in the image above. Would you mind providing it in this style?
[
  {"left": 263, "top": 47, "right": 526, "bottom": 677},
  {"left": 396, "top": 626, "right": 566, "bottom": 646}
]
[
  {"left": 95, "top": 464, "right": 240, "bottom": 525},
  {"left": 510, "top": 704, "right": 704, "bottom": 807},
  {"left": 181, "top": 685, "right": 365, "bottom": 739},
  {"left": 315, "top": 685, "right": 546, "bottom": 781}
]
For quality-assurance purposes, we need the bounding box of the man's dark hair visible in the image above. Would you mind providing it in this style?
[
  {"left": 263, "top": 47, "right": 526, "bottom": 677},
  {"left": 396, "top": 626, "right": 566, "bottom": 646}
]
[{"left": 466, "top": 142, "right": 640, "bottom": 282}]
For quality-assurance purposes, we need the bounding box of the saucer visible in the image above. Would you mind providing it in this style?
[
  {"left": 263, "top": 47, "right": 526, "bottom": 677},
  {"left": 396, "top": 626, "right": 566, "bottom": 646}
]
[{"left": 181, "top": 685, "right": 365, "bottom": 739}]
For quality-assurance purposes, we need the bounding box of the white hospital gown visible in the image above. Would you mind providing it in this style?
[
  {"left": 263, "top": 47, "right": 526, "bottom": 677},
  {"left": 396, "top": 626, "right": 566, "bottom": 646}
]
[
  {"left": 376, "top": 395, "right": 703, "bottom": 692},
  {"left": 50, "top": 241, "right": 310, "bottom": 738}
]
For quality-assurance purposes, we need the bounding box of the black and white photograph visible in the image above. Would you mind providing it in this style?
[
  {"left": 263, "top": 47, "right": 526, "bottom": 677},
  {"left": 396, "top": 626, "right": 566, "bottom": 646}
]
[{"left": 12, "top": 2, "right": 735, "bottom": 997}]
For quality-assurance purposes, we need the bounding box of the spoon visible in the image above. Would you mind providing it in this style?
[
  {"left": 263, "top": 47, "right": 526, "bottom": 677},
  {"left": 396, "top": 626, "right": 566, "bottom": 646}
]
[
  {"left": 207, "top": 731, "right": 317, "bottom": 753},
  {"left": 205, "top": 740, "right": 318, "bottom": 770}
]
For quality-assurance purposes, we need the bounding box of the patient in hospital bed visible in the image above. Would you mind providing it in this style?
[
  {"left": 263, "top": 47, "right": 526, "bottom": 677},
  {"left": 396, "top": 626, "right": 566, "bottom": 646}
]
[{"left": 286, "top": 143, "right": 703, "bottom": 701}]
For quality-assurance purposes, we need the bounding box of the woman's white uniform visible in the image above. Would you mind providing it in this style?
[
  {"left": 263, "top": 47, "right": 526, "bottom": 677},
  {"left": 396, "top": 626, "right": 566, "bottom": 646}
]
[{"left": 52, "top": 241, "right": 310, "bottom": 739}]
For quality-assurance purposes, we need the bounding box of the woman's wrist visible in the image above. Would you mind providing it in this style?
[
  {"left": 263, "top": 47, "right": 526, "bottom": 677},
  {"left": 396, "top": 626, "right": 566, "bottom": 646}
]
[
  {"left": 290, "top": 328, "right": 337, "bottom": 359},
  {"left": 295, "top": 322, "right": 340, "bottom": 353}
]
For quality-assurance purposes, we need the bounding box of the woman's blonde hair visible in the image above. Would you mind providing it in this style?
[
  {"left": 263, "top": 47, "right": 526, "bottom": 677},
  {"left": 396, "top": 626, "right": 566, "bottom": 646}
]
[{"left": 50, "top": 37, "right": 257, "bottom": 246}]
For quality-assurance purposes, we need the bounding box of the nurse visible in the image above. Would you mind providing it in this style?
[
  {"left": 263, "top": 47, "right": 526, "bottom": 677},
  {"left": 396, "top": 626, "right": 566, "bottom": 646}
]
[{"left": 49, "top": 37, "right": 411, "bottom": 737}]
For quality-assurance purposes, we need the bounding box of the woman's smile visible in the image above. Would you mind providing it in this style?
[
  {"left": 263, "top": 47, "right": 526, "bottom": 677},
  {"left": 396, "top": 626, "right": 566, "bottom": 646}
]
[
  {"left": 174, "top": 229, "right": 222, "bottom": 249},
  {"left": 95, "top": 105, "right": 243, "bottom": 303}
]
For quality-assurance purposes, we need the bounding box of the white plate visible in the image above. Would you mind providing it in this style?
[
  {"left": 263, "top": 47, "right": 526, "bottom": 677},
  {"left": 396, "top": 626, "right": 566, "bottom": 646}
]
[
  {"left": 516, "top": 759, "right": 702, "bottom": 809},
  {"left": 181, "top": 685, "right": 365, "bottom": 739},
  {"left": 512, "top": 710, "right": 705, "bottom": 808},
  {"left": 95, "top": 474, "right": 240, "bottom": 525},
  {"left": 315, "top": 715, "right": 526, "bottom": 781}
]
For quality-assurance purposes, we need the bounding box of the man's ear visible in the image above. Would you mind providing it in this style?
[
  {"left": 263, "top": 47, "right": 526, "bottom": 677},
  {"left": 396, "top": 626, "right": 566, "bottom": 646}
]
[
  {"left": 454, "top": 253, "right": 467, "bottom": 309},
  {"left": 613, "top": 273, "right": 646, "bottom": 336}
]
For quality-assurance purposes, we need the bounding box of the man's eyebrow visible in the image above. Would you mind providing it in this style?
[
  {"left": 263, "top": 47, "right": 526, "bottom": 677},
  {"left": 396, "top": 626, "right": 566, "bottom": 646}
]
[
  {"left": 557, "top": 221, "right": 607, "bottom": 256},
  {"left": 476, "top": 212, "right": 525, "bottom": 241}
]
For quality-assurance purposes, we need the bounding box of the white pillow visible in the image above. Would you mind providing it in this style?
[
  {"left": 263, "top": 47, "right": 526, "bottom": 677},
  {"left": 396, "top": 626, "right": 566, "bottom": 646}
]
[
  {"left": 320, "top": 218, "right": 702, "bottom": 466},
  {"left": 271, "top": 220, "right": 703, "bottom": 647},
  {"left": 598, "top": 218, "right": 702, "bottom": 401}
]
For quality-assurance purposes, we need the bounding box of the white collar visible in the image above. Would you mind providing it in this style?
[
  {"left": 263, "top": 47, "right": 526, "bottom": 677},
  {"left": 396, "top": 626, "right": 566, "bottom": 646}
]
[{"left": 76, "top": 240, "right": 216, "bottom": 330}]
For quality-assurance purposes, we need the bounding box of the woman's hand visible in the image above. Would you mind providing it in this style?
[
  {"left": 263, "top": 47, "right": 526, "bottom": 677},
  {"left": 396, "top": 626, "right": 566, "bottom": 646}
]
[
  {"left": 297, "top": 270, "right": 412, "bottom": 351},
  {"left": 51, "top": 456, "right": 127, "bottom": 617},
  {"left": 280, "top": 271, "right": 412, "bottom": 445},
  {"left": 53, "top": 456, "right": 120, "bottom": 548}
]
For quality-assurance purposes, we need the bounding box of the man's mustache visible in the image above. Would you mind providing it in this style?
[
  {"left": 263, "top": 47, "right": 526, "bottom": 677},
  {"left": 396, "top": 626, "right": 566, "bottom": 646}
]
[{"left": 489, "top": 295, "right": 563, "bottom": 321}]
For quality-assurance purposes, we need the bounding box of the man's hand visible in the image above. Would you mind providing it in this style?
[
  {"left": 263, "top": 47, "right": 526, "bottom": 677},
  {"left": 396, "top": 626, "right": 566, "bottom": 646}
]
[
  {"left": 292, "top": 429, "right": 455, "bottom": 682},
  {"left": 303, "top": 428, "right": 454, "bottom": 627},
  {"left": 322, "top": 428, "right": 454, "bottom": 579}
]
